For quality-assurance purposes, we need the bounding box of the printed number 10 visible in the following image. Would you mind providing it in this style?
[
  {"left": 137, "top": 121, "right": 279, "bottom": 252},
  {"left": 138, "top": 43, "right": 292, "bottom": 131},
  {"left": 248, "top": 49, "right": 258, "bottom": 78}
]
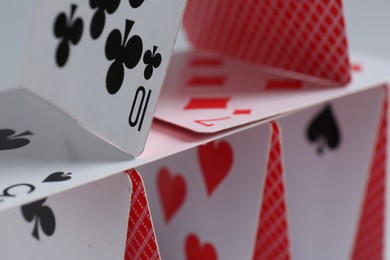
[{"left": 129, "top": 86, "right": 151, "bottom": 131}]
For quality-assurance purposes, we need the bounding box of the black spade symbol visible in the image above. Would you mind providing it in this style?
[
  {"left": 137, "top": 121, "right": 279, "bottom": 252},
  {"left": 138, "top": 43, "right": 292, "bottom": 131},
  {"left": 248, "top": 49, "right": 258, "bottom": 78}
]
[
  {"left": 307, "top": 105, "right": 341, "bottom": 155},
  {"left": 43, "top": 172, "right": 72, "bottom": 183}
]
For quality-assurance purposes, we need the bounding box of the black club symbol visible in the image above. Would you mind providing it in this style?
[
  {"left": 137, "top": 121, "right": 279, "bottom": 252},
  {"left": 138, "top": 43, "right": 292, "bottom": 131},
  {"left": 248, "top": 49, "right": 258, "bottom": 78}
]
[
  {"left": 105, "top": 19, "right": 143, "bottom": 94},
  {"left": 90, "top": 0, "right": 121, "bottom": 39},
  {"left": 54, "top": 4, "right": 83, "bottom": 67},
  {"left": 143, "top": 46, "right": 162, "bottom": 80},
  {"left": 21, "top": 198, "right": 56, "bottom": 240},
  {"left": 129, "top": 0, "right": 145, "bottom": 8}
]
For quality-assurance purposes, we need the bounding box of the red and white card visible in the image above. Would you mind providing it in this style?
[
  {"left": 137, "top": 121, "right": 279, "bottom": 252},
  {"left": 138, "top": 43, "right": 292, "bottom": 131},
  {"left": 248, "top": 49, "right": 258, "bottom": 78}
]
[
  {"left": 183, "top": 0, "right": 351, "bottom": 85},
  {"left": 155, "top": 50, "right": 390, "bottom": 133}
]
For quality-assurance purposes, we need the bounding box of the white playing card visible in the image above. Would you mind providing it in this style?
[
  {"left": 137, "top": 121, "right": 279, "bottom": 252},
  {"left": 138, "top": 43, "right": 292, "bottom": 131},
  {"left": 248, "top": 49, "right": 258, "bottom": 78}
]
[
  {"left": 0, "top": 88, "right": 133, "bottom": 211},
  {"left": 0, "top": 173, "right": 131, "bottom": 259},
  {"left": 22, "top": 0, "right": 187, "bottom": 156},
  {"left": 278, "top": 86, "right": 385, "bottom": 259},
  {"left": 155, "top": 50, "right": 390, "bottom": 133},
  {"left": 138, "top": 124, "right": 271, "bottom": 259}
]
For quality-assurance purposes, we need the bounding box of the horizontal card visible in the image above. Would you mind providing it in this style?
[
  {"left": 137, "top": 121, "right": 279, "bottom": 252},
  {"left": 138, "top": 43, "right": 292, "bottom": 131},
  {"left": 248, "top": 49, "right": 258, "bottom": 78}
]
[{"left": 155, "top": 50, "right": 390, "bottom": 133}]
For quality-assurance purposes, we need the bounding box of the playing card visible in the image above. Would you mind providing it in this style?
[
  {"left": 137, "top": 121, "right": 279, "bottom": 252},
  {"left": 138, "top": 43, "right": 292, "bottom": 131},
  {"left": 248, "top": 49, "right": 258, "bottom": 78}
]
[
  {"left": 0, "top": 88, "right": 134, "bottom": 211},
  {"left": 22, "top": 0, "right": 187, "bottom": 156},
  {"left": 0, "top": 173, "right": 131, "bottom": 259},
  {"left": 155, "top": 50, "right": 390, "bottom": 133},
  {"left": 278, "top": 85, "right": 386, "bottom": 259},
  {"left": 138, "top": 124, "right": 273, "bottom": 259},
  {"left": 183, "top": 0, "right": 351, "bottom": 85}
]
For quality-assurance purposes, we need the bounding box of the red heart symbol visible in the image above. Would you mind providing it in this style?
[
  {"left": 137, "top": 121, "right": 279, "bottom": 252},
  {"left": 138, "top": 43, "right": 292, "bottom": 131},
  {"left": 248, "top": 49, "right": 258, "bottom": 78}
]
[
  {"left": 157, "top": 168, "right": 187, "bottom": 223},
  {"left": 185, "top": 234, "right": 217, "bottom": 260},
  {"left": 198, "top": 141, "right": 233, "bottom": 196}
]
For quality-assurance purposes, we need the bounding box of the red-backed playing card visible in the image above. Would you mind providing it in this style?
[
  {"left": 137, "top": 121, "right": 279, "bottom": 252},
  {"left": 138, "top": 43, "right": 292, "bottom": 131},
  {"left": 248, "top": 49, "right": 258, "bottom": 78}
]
[{"left": 183, "top": 0, "right": 351, "bottom": 85}]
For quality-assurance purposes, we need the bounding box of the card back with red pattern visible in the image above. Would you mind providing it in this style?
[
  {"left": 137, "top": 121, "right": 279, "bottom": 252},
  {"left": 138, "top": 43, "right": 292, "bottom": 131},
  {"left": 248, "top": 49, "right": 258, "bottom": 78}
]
[{"left": 183, "top": 0, "right": 351, "bottom": 85}]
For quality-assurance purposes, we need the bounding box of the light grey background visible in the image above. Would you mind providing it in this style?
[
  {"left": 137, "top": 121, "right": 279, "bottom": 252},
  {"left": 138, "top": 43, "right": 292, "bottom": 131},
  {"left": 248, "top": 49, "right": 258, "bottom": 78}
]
[
  {"left": 344, "top": 1, "right": 390, "bottom": 59},
  {"left": 0, "top": 2, "right": 34, "bottom": 90}
]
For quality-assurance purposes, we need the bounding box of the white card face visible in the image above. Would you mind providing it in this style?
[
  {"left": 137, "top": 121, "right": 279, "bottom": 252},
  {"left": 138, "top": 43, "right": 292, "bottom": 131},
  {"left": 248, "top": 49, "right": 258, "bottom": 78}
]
[
  {"left": 138, "top": 124, "right": 270, "bottom": 259},
  {"left": 278, "top": 87, "right": 384, "bottom": 259},
  {"left": 0, "top": 89, "right": 137, "bottom": 212},
  {"left": 0, "top": 173, "right": 131, "bottom": 259},
  {"left": 155, "top": 50, "right": 390, "bottom": 133},
  {"left": 22, "top": 0, "right": 187, "bottom": 156}
]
